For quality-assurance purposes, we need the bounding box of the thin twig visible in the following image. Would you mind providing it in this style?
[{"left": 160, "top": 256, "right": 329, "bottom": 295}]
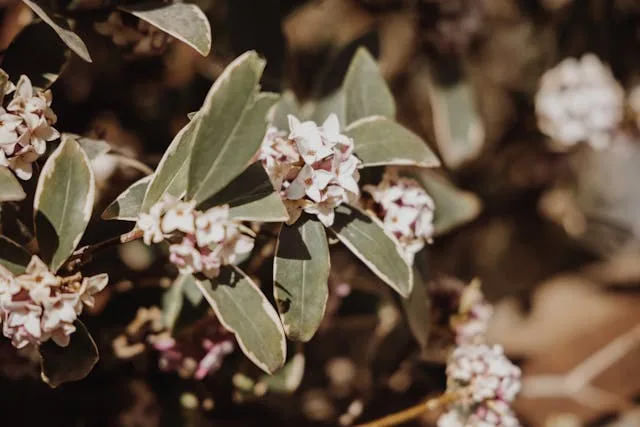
[
  {"left": 64, "top": 228, "right": 144, "bottom": 272},
  {"left": 354, "top": 392, "right": 457, "bottom": 427}
]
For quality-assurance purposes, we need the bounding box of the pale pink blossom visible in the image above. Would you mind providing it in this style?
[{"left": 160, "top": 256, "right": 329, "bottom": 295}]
[{"left": 161, "top": 200, "right": 196, "bottom": 234}]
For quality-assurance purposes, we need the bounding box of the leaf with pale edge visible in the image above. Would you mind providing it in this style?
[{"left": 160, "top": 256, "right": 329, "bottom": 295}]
[
  {"left": 196, "top": 267, "right": 286, "bottom": 374},
  {"left": 120, "top": 3, "right": 212, "bottom": 56},
  {"left": 330, "top": 204, "right": 412, "bottom": 297},
  {"left": 103, "top": 175, "right": 152, "bottom": 221},
  {"left": 199, "top": 162, "right": 287, "bottom": 222},
  {"left": 21, "top": 0, "right": 92, "bottom": 62},
  {"left": 75, "top": 135, "right": 111, "bottom": 161},
  {"left": 34, "top": 136, "right": 95, "bottom": 272},
  {"left": 39, "top": 320, "right": 99, "bottom": 387},
  {"left": 401, "top": 265, "right": 431, "bottom": 351},
  {"left": 0, "top": 167, "right": 25, "bottom": 202},
  {"left": 343, "top": 47, "right": 395, "bottom": 124},
  {"left": 258, "top": 351, "right": 305, "bottom": 393},
  {"left": 345, "top": 116, "right": 440, "bottom": 168},
  {"left": 274, "top": 216, "right": 329, "bottom": 342},
  {"left": 0, "top": 236, "right": 31, "bottom": 274}
]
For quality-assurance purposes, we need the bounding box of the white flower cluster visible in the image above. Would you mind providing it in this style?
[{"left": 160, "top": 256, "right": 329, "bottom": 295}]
[
  {"left": 258, "top": 114, "right": 362, "bottom": 226},
  {"left": 535, "top": 54, "right": 624, "bottom": 150},
  {"left": 0, "top": 74, "right": 59, "bottom": 179},
  {"left": 364, "top": 171, "right": 435, "bottom": 259},
  {"left": 137, "top": 195, "right": 254, "bottom": 278},
  {"left": 438, "top": 399, "right": 520, "bottom": 427},
  {"left": 0, "top": 256, "right": 108, "bottom": 349},
  {"left": 94, "top": 12, "right": 172, "bottom": 56}
]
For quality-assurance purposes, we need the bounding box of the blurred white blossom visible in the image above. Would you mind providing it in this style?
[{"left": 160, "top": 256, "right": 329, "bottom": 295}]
[
  {"left": 535, "top": 54, "right": 623, "bottom": 150},
  {"left": 364, "top": 172, "right": 435, "bottom": 260},
  {"left": 137, "top": 196, "right": 254, "bottom": 278},
  {"left": 0, "top": 74, "right": 59, "bottom": 179},
  {"left": 258, "top": 114, "right": 362, "bottom": 226},
  {"left": 450, "top": 280, "right": 494, "bottom": 345},
  {"left": 0, "top": 256, "right": 108, "bottom": 349}
]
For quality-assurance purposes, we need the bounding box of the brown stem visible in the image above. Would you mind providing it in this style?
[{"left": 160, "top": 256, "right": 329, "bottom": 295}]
[
  {"left": 63, "top": 228, "right": 144, "bottom": 272},
  {"left": 354, "top": 392, "right": 458, "bottom": 427}
]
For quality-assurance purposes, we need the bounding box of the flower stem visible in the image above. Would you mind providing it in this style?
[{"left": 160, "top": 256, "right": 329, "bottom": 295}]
[
  {"left": 63, "top": 228, "right": 144, "bottom": 272},
  {"left": 353, "top": 392, "right": 457, "bottom": 427}
]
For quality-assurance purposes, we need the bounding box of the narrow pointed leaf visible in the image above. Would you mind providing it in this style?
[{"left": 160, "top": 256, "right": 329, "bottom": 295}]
[
  {"left": 21, "top": 0, "right": 92, "bottom": 62},
  {"left": 0, "top": 167, "right": 25, "bottom": 202},
  {"left": 120, "top": 3, "right": 212, "bottom": 56},
  {"left": 414, "top": 169, "right": 481, "bottom": 236},
  {"left": 330, "top": 205, "right": 412, "bottom": 297},
  {"left": 0, "top": 236, "right": 31, "bottom": 274},
  {"left": 162, "top": 274, "right": 206, "bottom": 333},
  {"left": 343, "top": 47, "right": 395, "bottom": 124},
  {"left": 258, "top": 351, "right": 305, "bottom": 393},
  {"left": 272, "top": 91, "right": 302, "bottom": 130},
  {"left": 103, "top": 175, "right": 152, "bottom": 221},
  {"left": 401, "top": 266, "right": 431, "bottom": 351},
  {"left": 274, "top": 216, "right": 330, "bottom": 342},
  {"left": 39, "top": 321, "right": 99, "bottom": 387},
  {"left": 345, "top": 116, "right": 440, "bottom": 168},
  {"left": 75, "top": 135, "right": 111, "bottom": 160},
  {"left": 306, "top": 90, "right": 346, "bottom": 126},
  {"left": 198, "top": 162, "right": 287, "bottom": 222},
  {"left": 196, "top": 267, "right": 286, "bottom": 374},
  {"left": 34, "top": 137, "right": 95, "bottom": 272}
]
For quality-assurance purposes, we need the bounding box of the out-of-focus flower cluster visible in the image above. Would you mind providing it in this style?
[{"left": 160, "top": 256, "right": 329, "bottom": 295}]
[
  {"left": 364, "top": 171, "right": 435, "bottom": 260},
  {"left": 153, "top": 315, "right": 235, "bottom": 380},
  {"left": 94, "top": 12, "right": 173, "bottom": 56},
  {"left": 438, "top": 281, "right": 521, "bottom": 427},
  {"left": 0, "top": 73, "right": 59, "bottom": 179},
  {"left": 258, "top": 114, "right": 362, "bottom": 227},
  {"left": 137, "top": 195, "right": 254, "bottom": 278},
  {"left": 535, "top": 54, "right": 624, "bottom": 150},
  {"left": 0, "top": 256, "right": 108, "bottom": 349}
]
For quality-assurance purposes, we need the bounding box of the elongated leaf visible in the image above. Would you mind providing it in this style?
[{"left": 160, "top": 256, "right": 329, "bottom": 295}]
[
  {"left": 196, "top": 267, "right": 286, "bottom": 374},
  {"left": 345, "top": 116, "right": 440, "bottom": 168},
  {"left": 142, "top": 116, "right": 198, "bottom": 211},
  {"left": 162, "top": 274, "right": 206, "bottom": 332},
  {"left": 427, "top": 77, "right": 484, "bottom": 169},
  {"left": 401, "top": 266, "right": 431, "bottom": 351},
  {"left": 21, "top": 0, "right": 92, "bottom": 62},
  {"left": 272, "top": 91, "right": 302, "bottom": 130},
  {"left": 330, "top": 205, "right": 412, "bottom": 297},
  {"left": 199, "top": 162, "right": 287, "bottom": 222},
  {"left": 274, "top": 216, "right": 329, "bottom": 342},
  {"left": 343, "top": 47, "right": 395, "bottom": 124},
  {"left": 306, "top": 90, "right": 346, "bottom": 126},
  {"left": 258, "top": 351, "right": 305, "bottom": 393},
  {"left": 0, "top": 167, "right": 25, "bottom": 202},
  {"left": 75, "top": 135, "right": 110, "bottom": 161},
  {"left": 414, "top": 169, "right": 482, "bottom": 236},
  {"left": 0, "top": 236, "right": 31, "bottom": 274},
  {"left": 102, "top": 175, "right": 152, "bottom": 221},
  {"left": 34, "top": 137, "right": 95, "bottom": 272},
  {"left": 120, "top": 3, "right": 212, "bottom": 56},
  {"left": 39, "top": 321, "right": 99, "bottom": 387}
]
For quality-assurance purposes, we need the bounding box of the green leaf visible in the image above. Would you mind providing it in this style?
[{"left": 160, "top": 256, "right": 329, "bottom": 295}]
[
  {"left": 401, "top": 266, "right": 431, "bottom": 351},
  {"left": 274, "top": 216, "right": 330, "bottom": 342},
  {"left": 272, "top": 91, "right": 302, "bottom": 130},
  {"left": 102, "top": 175, "right": 152, "bottom": 221},
  {"left": 428, "top": 77, "right": 484, "bottom": 169},
  {"left": 196, "top": 267, "right": 286, "bottom": 374},
  {"left": 0, "top": 235, "right": 31, "bottom": 274},
  {"left": 306, "top": 90, "right": 346, "bottom": 126},
  {"left": 199, "top": 162, "right": 288, "bottom": 222},
  {"left": 330, "top": 205, "right": 412, "bottom": 297},
  {"left": 21, "top": 0, "right": 92, "bottom": 62},
  {"left": 39, "top": 320, "right": 99, "bottom": 387},
  {"left": 75, "top": 135, "right": 111, "bottom": 161},
  {"left": 34, "top": 136, "right": 95, "bottom": 272},
  {"left": 258, "top": 351, "right": 305, "bottom": 394},
  {"left": 343, "top": 47, "right": 395, "bottom": 124},
  {"left": 414, "top": 169, "right": 482, "bottom": 236},
  {"left": 346, "top": 116, "right": 440, "bottom": 168},
  {"left": 120, "top": 3, "right": 212, "bottom": 56},
  {"left": 0, "top": 167, "right": 25, "bottom": 202},
  {"left": 162, "top": 274, "right": 206, "bottom": 332},
  {"left": 142, "top": 114, "right": 198, "bottom": 211},
  {"left": 189, "top": 86, "right": 277, "bottom": 204}
]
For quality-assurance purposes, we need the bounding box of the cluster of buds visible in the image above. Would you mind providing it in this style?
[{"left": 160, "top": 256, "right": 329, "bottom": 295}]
[
  {"left": 0, "top": 256, "right": 108, "bottom": 349},
  {"left": 137, "top": 195, "right": 254, "bottom": 279},
  {"left": 94, "top": 12, "right": 173, "bottom": 56},
  {"left": 364, "top": 171, "right": 435, "bottom": 260},
  {"left": 0, "top": 73, "right": 59, "bottom": 179},
  {"left": 153, "top": 315, "right": 235, "bottom": 380},
  {"left": 438, "top": 282, "right": 521, "bottom": 427},
  {"left": 535, "top": 54, "right": 624, "bottom": 150},
  {"left": 258, "top": 114, "right": 362, "bottom": 227}
]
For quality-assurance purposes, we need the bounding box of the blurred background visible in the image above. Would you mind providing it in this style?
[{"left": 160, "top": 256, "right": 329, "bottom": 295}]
[{"left": 1, "top": 0, "right": 640, "bottom": 426}]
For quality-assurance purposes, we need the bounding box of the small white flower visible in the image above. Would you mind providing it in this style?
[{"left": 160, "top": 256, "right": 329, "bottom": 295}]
[
  {"left": 285, "top": 164, "right": 334, "bottom": 202},
  {"left": 195, "top": 205, "right": 229, "bottom": 247},
  {"left": 161, "top": 200, "right": 196, "bottom": 235},
  {"left": 169, "top": 236, "right": 203, "bottom": 275},
  {"left": 288, "top": 115, "right": 333, "bottom": 164},
  {"left": 138, "top": 211, "right": 164, "bottom": 245}
]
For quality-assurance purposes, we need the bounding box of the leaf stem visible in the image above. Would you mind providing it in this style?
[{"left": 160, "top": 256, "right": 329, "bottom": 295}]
[
  {"left": 353, "top": 392, "right": 457, "bottom": 427},
  {"left": 64, "top": 228, "right": 144, "bottom": 272}
]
